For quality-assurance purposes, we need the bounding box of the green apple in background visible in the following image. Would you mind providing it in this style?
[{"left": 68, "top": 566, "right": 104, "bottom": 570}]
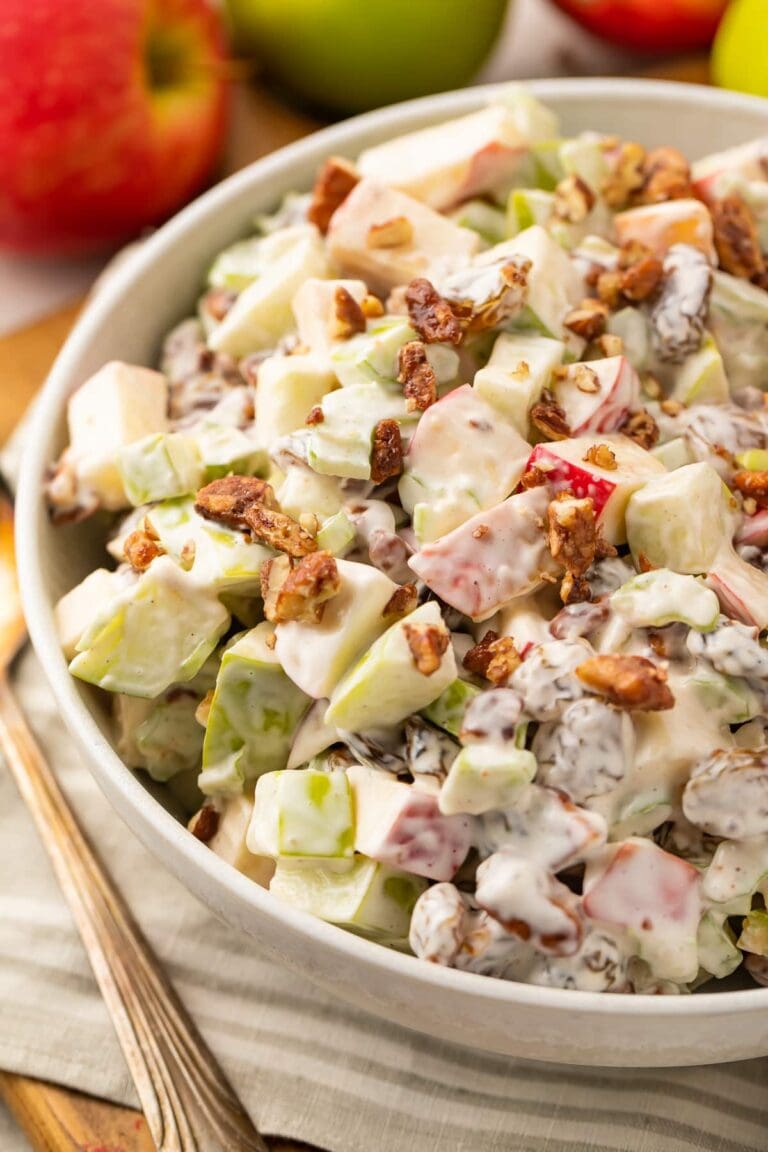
[
  {"left": 225, "top": 0, "right": 511, "bottom": 114},
  {"left": 712, "top": 0, "right": 768, "bottom": 97}
]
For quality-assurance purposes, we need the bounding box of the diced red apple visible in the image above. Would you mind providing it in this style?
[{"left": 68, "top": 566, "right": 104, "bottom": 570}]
[
  {"left": 614, "top": 200, "right": 716, "bottom": 263},
  {"left": 523, "top": 434, "right": 665, "bottom": 545},
  {"left": 327, "top": 179, "right": 479, "bottom": 294},
  {"left": 408, "top": 486, "right": 556, "bottom": 622},
  {"left": 692, "top": 137, "right": 768, "bottom": 204},
  {"left": 356, "top": 104, "right": 528, "bottom": 211},
  {"left": 552, "top": 356, "right": 640, "bottom": 435},
  {"left": 583, "top": 837, "right": 701, "bottom": 983},
  {"left": 292, "top": 277, "right": 368, "bottom": 356},
  {"left": 708, "top": 544, "right": 768, "bottom": 631},
  {"left": 399, "top": 384, "right": 531, "bottom": 544},
  {"left": 347, "top": 765, "right": 472, "bottom": 882},
  {"left": 736, "top": 509, "right": 768, "bottom": 549}
]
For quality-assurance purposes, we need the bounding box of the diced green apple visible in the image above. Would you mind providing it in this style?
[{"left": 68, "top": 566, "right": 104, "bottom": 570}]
[
  {"left": 292, "top": 277, "right": 367, "bottom": 356},
  {"left": 610, "top": 570, "right": 720, "bottom": 631},
  {"left": 147, "top": 498, "right": 272, "bottom": 594},
  {"left": 409, "top": 486, "right": 555, "bottom": 621},
  {"left": 702, "top": 835, "right": 768, "bottom": 911},
  {"left": 270, "top": 855, "right": 427, "bottom": 940},
  {"left": 708, "top": 271, "right": 768, "bottom": 392},
  {"left": 277, "top": 467, "right": 344, "bottom": 521},
  {"left": 347, "top": 765, "right": 472, "bottom": 881},
  {"left": 450, "top": 199, "right": 507, "bottom": 245},
  {"left": 195, "top": 422, "right": 267, "bottom": 481},
  {"left": 473, "top": 331, "right": 564, "bottom": 435},
  {"left": 254, "top": 352, "right": 337, "bottom": 446},
  {"left": 119, "top": 432, "right": 203, "bottom": 506},
  {"left": 67, "top": 361, "right": 169, "bottom": 509},
  {"left": 357, "top": 104, "right": 528, "bottom": 210},
  {"left": 326, "top": 179, "right": 479, "bottom": 294},
  {"left": 316, "top": 510, "right": 355, "bottom": 556},
  {"left": 506, "top": 188, "right": 554, "bottom": 237},
  {"left": 606, "top": 307, "right": 650, "bottom": 371},
  {"left": 287, "top": 699, "right": 340, "bottom": 770},
  {"left": 70, "top": 556, "right": 230, "bottom": 698},
  {"left": 247, "top": 768, "right": 354, "bottom": 859},
  {"left": 497, "top": 85, "right": 560, "bottom": 142},
  {"left": 308, "top": 382, "right": 415, "bottom": 481},
  {"left": 738, "top": 909, "right": 768, "bottom": 956},
  {"left": 559, "top": 133, "right": 609, "bottom": 192},
  {"left": 486, "top": 226, "right": 584, "bottom": 347},
  {"left": 330, "top": 315, "right": 458, "bottom": 390},
  {"left": 200, "top": 623, "right": 309, "bottom": 795},
  {"left": 274, "top": 558, "right": 398, "bottom": 699},
  {"left": 439, "top": 743, "right": 537, "bottom": 816},
  {"left": 697, "top": 912, "right": 742, "bottom": 979},
  {"left": 200, "top": 794, "right": 276, "bottom": 886},
  {"left": 326, "top": 600, "right": 456, "bottom": 731},
  {"left": 421, "top": 678, "right": 481, "bottom": 737},
  {"left": 737, "top": 450, "right": 768, "bottom": 471},
  {"left": 651, "top": 437, "right": 694, "bottom": 471},
  {"left": 625, "top": 462, "right": 734, "bottom": 573},
  {"left": 668, "top": 331, "right": 730, "bottom": 405},
  {"left": 56, "top": 568, "right": 133, "bottom": 660},
  {"left": 208, "top": 225, "right": 329, "bottom": 357},
  {"left": 207, "top": 236, "right": 265, "bottom": 291},
  {"left": 525, "top": 433, "right": 666, "bottom": 545},
  {"left": 399, "top": 384, "right": 530, "bottom": 544}
]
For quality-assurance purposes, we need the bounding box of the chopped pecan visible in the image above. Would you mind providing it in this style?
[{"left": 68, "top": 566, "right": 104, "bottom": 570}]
[
  {"left": 732, "top": 470, "right": 768, "bottom": 509},
  {"left": 583, "top": 443, "right": 617, "bottom": 470},
  {"left": 361, "top": 293, "right": 385, "bottom": 319},
  {"left": 564, "top": 298, "right": 608, "bottom": 340},
  {"left": 328, "top": 286, "right": 366, "bottom": 340},
  {"left": 194, "top": 476, "right": 277, "bottom": 530},
  {"left": 520, "top": 464, "right": 550, "bottom": 489},
  {"left": 596, "top": 269, "right": 623, "bottom": 309},
  {"left": 383, "top": 582, "right": 418, "bottom": 619},
  {"left": 711, "top": 195, "right": 766, "bottom": 282},
  {"left": 367, "top": 215, "right": 414, "bottom": 249},
  {"left": 617, "top": 239, "right": 653, "bottom": 270},
  {"left": 659, "top": 398, "right": 684, "bottom": 416},
  {"left": 547, "top": 493, "right": 616, "bottom": 605},
  {"left": 597, "top": 333, "right": 623, "bottom": 357},
  {"left": 246, "top": 503, "right": 318, "bottom": 558},
  {"left": 620, "top": 407, "right": 659, "bottom": 450},
  {"left": 202, "top": 287, "right": 238, "bottom": 323},
  {"left": 397, "top": 340, "right": 438, "bottom": 412},
  {"left": 637, "top": 146, "right": 692, "bottom": 205},
  {"left": 530, "top": 388, "right": 571, "bottom": 441},
  {"left": 124, "top": 519, "right": 165, "bottom": 572},
  {"left": 641, "top": 372, "right": 663, "bottom": 400},
  {"left": 619, "top": 255, "right": 664, "bottom": 302},
  {"left": 189, "top": 805, "right": 220, "bottom": 843},
  {"left": 307, "top": 155, "right": 360, "bottom": 233},
  {"left": 575, "top": 654, "right": 674, "bottom": 711},
  {"left": 305, "top": 405, "right": 324, "bottom": 425},
  {"left": 262, "top": 551, "right": 341, "bottom": 624},
  {"left": 553, "top": 174, "right": 595, "bottom": 223},
  {"left": 571, "top": 364, "right": 600, "bottom": 394},
  {"left": 601, "top": 141, "right": 646, "bottom": 209},
  {"left": 463, "top": 630, "right": 521, "bottom": 686},
  {"left": 405, "top": 277, "right": 463, "bottom": 345},
  {"left": 440, "top": 257, "right": 530, "bottom": 333},
  {"left": 403, "top": 623, "right": 450, "bottom": 676},
  {"left": 195, "top": 688, "right": 214, "bottom": 726},
  {"left": 370, "top": 419, "right": 403, "bottom": 484}
]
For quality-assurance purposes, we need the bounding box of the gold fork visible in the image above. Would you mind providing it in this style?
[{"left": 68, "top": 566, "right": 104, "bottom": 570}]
[{"left": 0, "top": 489, "right": 268, "bottom": 1152}]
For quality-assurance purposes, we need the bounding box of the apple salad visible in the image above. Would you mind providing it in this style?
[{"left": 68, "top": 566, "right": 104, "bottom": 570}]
[{"left": 49, "top": 89, "right": 768, "bottom": 994}]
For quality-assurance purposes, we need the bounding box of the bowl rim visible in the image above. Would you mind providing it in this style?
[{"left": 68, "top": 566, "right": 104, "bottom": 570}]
[{"left": 17, "top": 76, "right": 768, "bottom": 1022}]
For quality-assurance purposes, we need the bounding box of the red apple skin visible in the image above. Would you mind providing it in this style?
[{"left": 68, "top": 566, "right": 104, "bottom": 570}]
[
  {"left": 551, "top": 0, "right": 727, "bottom": 53},
  {"left": 0, "top": 0, "right": 230, "bottom": 255}
]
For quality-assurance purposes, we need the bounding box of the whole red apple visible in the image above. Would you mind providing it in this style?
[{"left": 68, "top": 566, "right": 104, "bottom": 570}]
[
  {"left": 550, "top": 0, "right": 728, "bottom": 52},
  {"left": 0, "top": 0, "right": 230, "bottom": 255}
]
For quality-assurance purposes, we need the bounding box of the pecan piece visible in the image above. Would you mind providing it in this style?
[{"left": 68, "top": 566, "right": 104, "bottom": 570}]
[
  {"left": 124, "top": 519, "right": 165, "bottom": 572},
  {"left": 620, "top": 407, "right": 659, "bottom": 450},
  {"left": 547, "top": 493, "right": 616, "bottom": 606},
  {"left": 246, "top": 503, "right": 318, "bottom": 558},
  {"left": 370, "top": 418, "right": 403, "bottom": 484},
  {"left": 262, "top": 551, "right": 341, "bottom": 624},
  {"left": 403, "top": 623, "right": 450, "bottom": 676},
  {"left": 463, "top": 630, "right": 521, "bottom": 686},
  {"left": 328, "top": 286, "right": 366, "bottom": 340},
  {"left": 189, "top": 804, "right": 220, "bottom": 843},
  {"left": 405, "top": 277, "right": 463, "bottom": 345},
  {"left": 367, "top": 215, "right": 414, "bottom": 249},
  {"left": 637, "top": 146, "right": 692, "bottom": 205},
  {"left": 553, "top": 174, "right": 595, "bottom": 223},
  {"left": 530, "top": 388, "right": 571, "bottom": 441},
  {"left": 596, "top": 269, "right": 623, "bottom": 310},
  {"left": 619, "top": 254, "right": 664, "bottom": 302},
  {"left": 601, "top": 141, "right": 646, "bottom": 209},
  {"left": 397, "top": 340, "right": 438, "bottom": 412},
  {"left": 194, "top": 476, "right": 277, "bottom": 530},
  {"left": 732, "top": 470, "right": 768, "bottom": 509},
  {"left": 383, "top": 582, "right": 418, "bottom": 619},
  {"left": 202, "top": 287, "right": 238, "bottom": 323},
  {"left": 564, "top": 298, "right": 608, "bottom": 340},
  {"left": 583, "top": 444, "right": 617, "bottom": 470},
  {"left": 575, "top": 654, "right": 674, "bottom": 711},
  {"left": 305, "top": 405, "right": 324, "bottom": 425},
  {"left": 307, "top": 155, "right": 360, "bottom": 233},
  {"left": 711, "top": 195, "right": 766, "bottom": 282}
]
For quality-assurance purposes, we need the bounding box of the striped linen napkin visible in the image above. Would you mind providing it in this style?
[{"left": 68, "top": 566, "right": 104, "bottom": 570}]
[{"left": 1, "top": 613, "right": 768, "bottom": 1152}]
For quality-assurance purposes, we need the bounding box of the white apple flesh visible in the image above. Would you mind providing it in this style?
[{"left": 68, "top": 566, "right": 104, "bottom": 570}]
[{"left": 552, "top": 355, "right": 640, "bottom": 435}]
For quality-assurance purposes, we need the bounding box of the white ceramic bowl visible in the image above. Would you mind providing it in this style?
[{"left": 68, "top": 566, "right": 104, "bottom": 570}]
[{"left": 17, "top": 79, "right": 768, "bottom": 1067}]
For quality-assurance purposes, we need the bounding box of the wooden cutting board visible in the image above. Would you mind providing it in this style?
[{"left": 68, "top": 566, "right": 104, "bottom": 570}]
[{"left": 0, "top": 56, "right": 709, "bottom": 1152}]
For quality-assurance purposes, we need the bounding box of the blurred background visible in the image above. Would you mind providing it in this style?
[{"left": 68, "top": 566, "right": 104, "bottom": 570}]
[{"left": 0, "top": 0, "right": 764, "bottom": 344}]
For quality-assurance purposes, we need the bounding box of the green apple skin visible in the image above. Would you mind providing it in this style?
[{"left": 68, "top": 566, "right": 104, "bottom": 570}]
[
  {"left": 225, "top": 0, "right": 509, "bottom": 115},
  {"left": 422, "top": 679, "right": 481, "bottom": 737}
]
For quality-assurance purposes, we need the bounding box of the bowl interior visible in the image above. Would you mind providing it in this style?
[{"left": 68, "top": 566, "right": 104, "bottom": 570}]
[{"left": 16, "top": 80, "right": 768, "bottom": 1061}]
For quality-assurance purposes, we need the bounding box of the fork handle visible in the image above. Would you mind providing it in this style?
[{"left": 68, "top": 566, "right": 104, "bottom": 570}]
[{"left": 0, "top": 674, "right": 268, "bottom": 1152}]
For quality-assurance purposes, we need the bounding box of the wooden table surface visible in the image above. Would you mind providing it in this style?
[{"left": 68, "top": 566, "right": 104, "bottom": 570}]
[{"left": 0, "top": 56, "right": 709, "bottom": 1152}]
